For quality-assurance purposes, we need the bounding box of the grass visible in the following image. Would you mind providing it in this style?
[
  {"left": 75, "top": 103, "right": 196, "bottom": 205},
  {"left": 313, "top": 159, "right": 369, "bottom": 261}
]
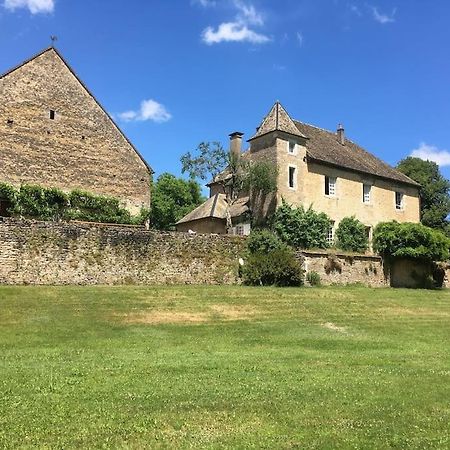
[{"left": 0, "top": 285, "right": 449, "bottom": 449}]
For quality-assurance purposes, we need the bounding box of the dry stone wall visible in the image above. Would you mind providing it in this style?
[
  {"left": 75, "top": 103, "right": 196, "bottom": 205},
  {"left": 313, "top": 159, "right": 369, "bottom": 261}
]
[{"left": 0, "top": 219, "right": 245, "bottom": 285}]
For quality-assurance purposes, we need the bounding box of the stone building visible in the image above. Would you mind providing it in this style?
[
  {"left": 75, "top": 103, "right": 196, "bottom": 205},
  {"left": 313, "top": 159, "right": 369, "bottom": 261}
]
[
  {"left": 0, "top": 47, "right": 152, "bottom": 215},
  {"left": 176, "top": 101, "right": 420, "bottom": 240}
]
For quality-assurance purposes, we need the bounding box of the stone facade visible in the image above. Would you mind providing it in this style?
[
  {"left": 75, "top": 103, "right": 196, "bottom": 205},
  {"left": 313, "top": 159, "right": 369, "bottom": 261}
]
[
  {"left": 0, "top": 48, "right": 152, "bottom": 214},
  {"left": 0, "top": 218, "right": 245, "bottom": 285}
]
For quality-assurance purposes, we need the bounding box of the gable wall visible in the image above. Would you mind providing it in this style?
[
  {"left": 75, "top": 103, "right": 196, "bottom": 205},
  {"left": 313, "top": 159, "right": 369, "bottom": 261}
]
[{"left": 0, "top": 50, "right": 151, "bottom": 214}]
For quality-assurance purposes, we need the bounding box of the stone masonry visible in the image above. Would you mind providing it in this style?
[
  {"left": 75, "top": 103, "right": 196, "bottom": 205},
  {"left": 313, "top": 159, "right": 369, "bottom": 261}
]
[{"left": 0, "top": 48, "right": 151, "bottom": 214}]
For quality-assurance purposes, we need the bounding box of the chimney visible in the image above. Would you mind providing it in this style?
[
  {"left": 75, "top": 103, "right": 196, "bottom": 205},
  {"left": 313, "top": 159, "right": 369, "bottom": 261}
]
[
  {"left": 337, "top": 124, "right": 345, "bottom": 145},
  {"left": 229, "top": 131, "right": 244, "bottom": 160}
]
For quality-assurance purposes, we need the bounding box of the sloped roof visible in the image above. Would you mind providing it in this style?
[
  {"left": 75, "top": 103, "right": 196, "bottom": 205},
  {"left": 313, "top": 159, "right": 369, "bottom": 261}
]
[
  {"left": 294, "top": 121, "right": 419, "bottom": 187},
  {"left": 176, "top": 194, "right": 249, "bottom": 225},
  {"left": 249, "top": 101, "right": 306, "bottom": 141},
  {"left": 0, "top": 46, "right": 153, "bottom": 174}
]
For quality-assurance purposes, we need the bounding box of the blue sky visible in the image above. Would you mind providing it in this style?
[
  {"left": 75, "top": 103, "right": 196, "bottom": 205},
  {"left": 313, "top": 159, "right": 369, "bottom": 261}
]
[{"left": 1, "top": 0, "right": 450, "bottom": 182}]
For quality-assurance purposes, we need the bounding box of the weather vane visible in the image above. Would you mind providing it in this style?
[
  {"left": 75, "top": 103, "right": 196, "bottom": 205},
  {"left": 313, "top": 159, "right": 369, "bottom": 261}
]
[{"left": 50, "top": 35, "right": 58, "bottom": 47}]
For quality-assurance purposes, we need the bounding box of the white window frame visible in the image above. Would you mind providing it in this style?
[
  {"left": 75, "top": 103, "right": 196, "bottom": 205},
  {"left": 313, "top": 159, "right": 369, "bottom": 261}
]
[
  {"left": 288, "top": 165, "right": 297, "bottom": 190},
  {"left": 395, "top": 191, "right": 404, "bottom": 210},
  {"left": 287, "top": 140, "right": 296, "bottom": 155},
  {"left": 327, "top": 221, "right": 335, "bottom": 246},
  {"left": 363, "top": 184, "right": 371, "bottom": 204},
  {"left": 325, "top": 176, "right": 336, "bottom": 196}
]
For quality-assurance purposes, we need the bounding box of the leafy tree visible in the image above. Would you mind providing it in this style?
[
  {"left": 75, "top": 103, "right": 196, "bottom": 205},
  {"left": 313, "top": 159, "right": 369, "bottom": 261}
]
[
  {"left": 150, "top": 173, "right": 204, "bottom": 230},
  {"left": 336, "top": 216, "right": 368, "bottom": 252},
  {"left": 373, "top": 221, "right": 449, "bottom": 262},
  {"left": 272, "top": 201, "right": 331, "bottom": 249},
  {"left": 181, "top": 142, "right": 278, "bottom": 229},
  {"left": 397, "top": 157, "right": 450, "bottom": 230}
]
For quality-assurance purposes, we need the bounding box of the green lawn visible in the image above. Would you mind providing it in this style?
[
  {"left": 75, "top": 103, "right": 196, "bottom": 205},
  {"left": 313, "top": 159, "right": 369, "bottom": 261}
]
[{"left": 0, "top": 286, "right": 449, "bottom": 449}]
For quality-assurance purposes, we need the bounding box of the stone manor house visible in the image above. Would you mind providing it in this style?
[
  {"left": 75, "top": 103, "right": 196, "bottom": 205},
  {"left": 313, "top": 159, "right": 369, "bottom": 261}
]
[
  {"left": 0, "top": 47, "right": 152, "bottom": 215},
  {"left": 177, "top": 102, "right": 420, "bottom": 242}
]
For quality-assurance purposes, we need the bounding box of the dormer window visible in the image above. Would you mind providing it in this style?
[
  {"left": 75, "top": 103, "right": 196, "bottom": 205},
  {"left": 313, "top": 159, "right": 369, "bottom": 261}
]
[{"left": 49, "top": 110, "right": 55, "bottom": 120}]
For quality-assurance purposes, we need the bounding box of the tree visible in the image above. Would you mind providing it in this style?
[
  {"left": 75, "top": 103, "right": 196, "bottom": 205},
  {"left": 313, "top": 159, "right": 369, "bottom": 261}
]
[
  {"left": 397, "top": 157, "right": 450, "bottom": 230},
  {"left": 181, "top": 141, "right": 278, "bottom": 229},
  {"left": 336, "top": 216, "right": 368, "bottom": 252},
  {"left": 150, "top": 173, "right": 205, "bottom": 230}
]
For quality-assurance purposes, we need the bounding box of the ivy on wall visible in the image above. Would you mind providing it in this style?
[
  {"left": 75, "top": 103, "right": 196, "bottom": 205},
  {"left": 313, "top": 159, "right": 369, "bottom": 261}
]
[{"left": 0, "top": 182, "right": 149, "bottom": 225}]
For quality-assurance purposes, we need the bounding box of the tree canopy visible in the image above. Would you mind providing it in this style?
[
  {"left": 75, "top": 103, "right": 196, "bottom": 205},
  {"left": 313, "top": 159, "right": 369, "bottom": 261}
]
[
  {"left": 150, "top": 173, "right": 204, "bottom": 230},
  {"left": 396, "top": 157, "right": 450, "bottom": 230}
]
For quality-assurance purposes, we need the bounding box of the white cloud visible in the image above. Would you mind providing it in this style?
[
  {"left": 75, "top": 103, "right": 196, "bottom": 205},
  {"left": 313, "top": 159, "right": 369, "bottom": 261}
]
[
  {"left": 411, "top": 143, "right": 450, "bottom": 167},
  {"left": 202, "top": 22, "right": 270, "bottom": 44},
  {"left": 193, "top": 0, "right": 216, "bottom": 7},
  {"left": 296, "top": 31, "right": 303, "bottom": 47},
  {"left": 118, "top": 99, "right": 172, "bottom": 124},
  {"left": 370, "top": 6, "right": 396, "bottom": 24},
  {"left": 349, "top": 4, "right": 362, "bottom": 16},
  {"left": 3, "top": 0, "right": 54, "bottom": 14},
  {"left": 201, "top": 0, "right": 270, "bottom": 45}
]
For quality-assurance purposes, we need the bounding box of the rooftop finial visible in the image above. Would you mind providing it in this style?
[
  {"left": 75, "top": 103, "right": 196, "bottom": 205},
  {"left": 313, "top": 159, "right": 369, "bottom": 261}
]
[{"left": 50, "top": 35, "right": 58, "bottom": 47}]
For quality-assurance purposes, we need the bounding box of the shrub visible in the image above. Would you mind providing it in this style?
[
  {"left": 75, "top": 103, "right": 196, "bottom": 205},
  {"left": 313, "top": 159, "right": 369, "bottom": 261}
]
[
  {"left": 306, "top": 271, "right": 321, "bottom": 286},
  {"left": 336, "top": 216, "right": 368, "bottom": 252},
  {"left": 67, "top": 190, "right": 132, "bottom": 224},
  {"left": 0, "top": 183, "right": 17, "bottom": 215},
  {"left": 242, "top": 248, "right": 304, "bottom": 287},
  {"left": 247, "top": 229, "right": 287, "bottom": 254},
  {"left": 272, "top": 201, "right": 331, "bottom": 249},
  {"left": 373, "top": 221, "right": 450, "bottom": 262}
]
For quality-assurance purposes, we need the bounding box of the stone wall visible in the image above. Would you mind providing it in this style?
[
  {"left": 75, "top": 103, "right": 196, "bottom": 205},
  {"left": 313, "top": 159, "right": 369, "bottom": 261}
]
[
  {"left": 301, "top": 250, "right": 387, "bottom": 287},
  {"left": 0, "top": 48, "right": 151, "bottom": 214},
  {"left": 0, "top": 219, "right": 245, "bottom": 285}
]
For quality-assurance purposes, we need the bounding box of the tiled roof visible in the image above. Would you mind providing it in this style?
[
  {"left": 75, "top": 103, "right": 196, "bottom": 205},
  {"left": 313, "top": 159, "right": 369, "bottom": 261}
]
[
  {"left": 176, "top": 194, "right": 249, "bottom": 225},
  {"left": 294, "top": 121, "right": 419, "bottom": 186}
]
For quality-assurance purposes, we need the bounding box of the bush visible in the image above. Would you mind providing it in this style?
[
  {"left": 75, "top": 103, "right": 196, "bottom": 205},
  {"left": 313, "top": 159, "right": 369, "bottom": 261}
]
[
  {"left": 306, "top": 271, "right": 321, "bottom": 286},
  {"left": 0, "top": 183, "right": 17, "bottom": 215},
  {"left": 272, "top": 201, "right": 332, "bottom": 249},
  {"left": 242, "top": 247, "right": 304, "bottom": 287},
  {"left": 373, "top": 221, "right": 450, "bottom": 262},
  {"left": 336, "top": 216, "right": 368, "bottom": 252},
  {"left": 247, "top": 229, "right": 287, "bottom": 254}
]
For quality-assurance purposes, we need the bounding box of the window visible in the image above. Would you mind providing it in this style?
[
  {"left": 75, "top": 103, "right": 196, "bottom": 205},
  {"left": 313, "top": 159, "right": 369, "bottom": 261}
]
[
  {"left": 325, "top": 176, "right": 336, "bottom": 196},
  {"left": 236, "top": 225, "right": 244, "bottom": 236},
  {"left": 288, "top": 141, "right": 296, "bottom": 154},
  {"left": 288, "top": 166, "right": 296, "bottom": 189},
  {"left": 395, "top": 192, "right": 404, "bottom": 210},
  {"left": 327, "top": 222, "right": 335, "bottom": 246},
  {"left": 363, "top": 184, "right": 371, "bottom": 203},
  {"left": 49, "top": 110, "right": 55, "bottom": 120}
]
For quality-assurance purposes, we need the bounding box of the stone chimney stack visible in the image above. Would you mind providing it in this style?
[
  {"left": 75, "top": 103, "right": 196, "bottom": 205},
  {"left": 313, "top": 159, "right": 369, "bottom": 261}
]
[
  {"left": 229, "top": 132, "right": 244, "bottom": 159},
  {"left": 337, "top": 124, "right": 345, "bottom": 145}
]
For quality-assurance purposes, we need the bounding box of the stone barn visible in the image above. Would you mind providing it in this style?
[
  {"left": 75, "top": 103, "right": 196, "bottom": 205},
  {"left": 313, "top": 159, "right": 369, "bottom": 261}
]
[{"left": 0, "top": 47, "right": 152, "bottom": 214}]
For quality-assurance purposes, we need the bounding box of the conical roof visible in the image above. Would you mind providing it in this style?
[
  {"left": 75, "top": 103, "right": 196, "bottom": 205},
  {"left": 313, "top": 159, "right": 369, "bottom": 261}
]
[{"left": 249, "top": 101, "right": 307, "bottom": 141}]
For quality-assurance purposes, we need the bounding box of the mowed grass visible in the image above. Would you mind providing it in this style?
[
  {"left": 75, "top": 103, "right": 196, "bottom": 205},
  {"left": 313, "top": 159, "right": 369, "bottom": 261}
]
[{"left": 0, "top": 286, "right": 449, "bottom": 449}]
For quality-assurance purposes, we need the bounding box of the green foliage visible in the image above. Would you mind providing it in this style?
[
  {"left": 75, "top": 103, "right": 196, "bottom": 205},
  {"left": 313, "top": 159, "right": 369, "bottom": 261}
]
[
  {"left": 67, "top": 190, "right": 132, "bottom": 224},
  {"left": 150, "top": 173, "right": 205, "bottom": 230},
  {"left": 12, "top": 185, "right": 68, "bottom": 221},
  {"left": 373, "top": 221, "right": 450, "bottom": 262},
  {"left": 181, "top": 142, "right": 229, "bottom": 181},
  {"left": 272, "top": 201, "right": 332, "bottom": 249},
  {"left": 397, "top": 157, "right": 450, "bottom": 230},
  {"left": 0, "top": 182, "right": 146, "bottom": 224},
  {"left": 247, "top": 229, "right": 287, "bottom": 254},
  {"left": 242, "top": 248, "right": 304, "bottom": 286},
  {"left": 336, "top": 216, "right": 368, "bottom": 252},
  {"left": 241, "top": 160, "right": 278, "bottom": 196},
  {"left": 306, "top": 271, "right": 321, "bottom": 286}
]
